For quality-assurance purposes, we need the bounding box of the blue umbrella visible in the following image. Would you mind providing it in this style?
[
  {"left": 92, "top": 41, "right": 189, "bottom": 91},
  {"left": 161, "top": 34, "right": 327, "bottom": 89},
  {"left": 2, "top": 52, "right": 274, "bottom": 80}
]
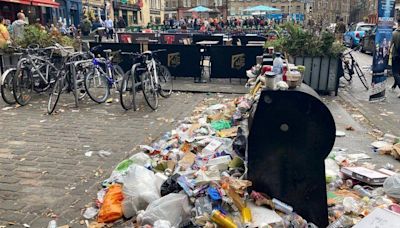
[
  {"left": 244, "top": 5, "right": 280, "bottom": 12},
  {"left": 187, "top": 6, "right": 213, "bottom": 12}
]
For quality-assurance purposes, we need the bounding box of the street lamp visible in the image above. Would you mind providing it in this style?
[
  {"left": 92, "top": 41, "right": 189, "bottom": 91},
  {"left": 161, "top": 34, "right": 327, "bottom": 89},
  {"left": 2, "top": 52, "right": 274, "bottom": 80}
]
[{"left": 288, "top": 0, "right": 292, "bottom": 21}]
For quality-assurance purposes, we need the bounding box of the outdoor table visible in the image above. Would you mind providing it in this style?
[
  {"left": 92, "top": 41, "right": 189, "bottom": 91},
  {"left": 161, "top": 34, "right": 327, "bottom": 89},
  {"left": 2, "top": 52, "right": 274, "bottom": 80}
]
[
  {"left": 196, "top": 41, "right": 220, "bottom": 83},
  {"left": 246, "top": 43, "right": 265, "bottom": 47}
]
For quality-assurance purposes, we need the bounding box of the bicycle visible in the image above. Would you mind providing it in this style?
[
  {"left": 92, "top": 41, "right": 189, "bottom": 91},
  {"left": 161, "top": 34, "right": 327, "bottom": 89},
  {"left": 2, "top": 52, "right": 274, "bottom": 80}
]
[
  {"left": 341, "top": 50, "right": 369, "bottom": 90},
  {"left": 12, "top": 45, "right": 61, "bottom": 106},
  {"left": 119, "top": 50, "right": 173, "bottom": 111},
  {"left": 1, "top": 45, "right": 53, "bottom": 105},
  {"left": 47, "top": 46, "right": 90, "bottom": 114},
  {"left": 84, "top": 48, "right": 125, "bottom": 104},
  {"left": 141, "top": 50, "right": 173, "bottom": 110}
]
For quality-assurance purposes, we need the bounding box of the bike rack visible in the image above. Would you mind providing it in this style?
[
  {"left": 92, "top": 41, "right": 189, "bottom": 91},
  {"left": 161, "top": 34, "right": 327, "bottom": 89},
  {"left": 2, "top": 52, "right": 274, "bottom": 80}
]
[{"left": 71, "top": 59, "right": 92, "bottom": 108}]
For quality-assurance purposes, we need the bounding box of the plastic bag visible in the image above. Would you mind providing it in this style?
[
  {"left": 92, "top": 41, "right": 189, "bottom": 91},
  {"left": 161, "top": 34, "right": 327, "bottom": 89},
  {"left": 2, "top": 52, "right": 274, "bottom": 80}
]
[
  {"left": 160, "top": 173, "right": 183, "bottom": 197},
  {"left": 211, "top": 120, "right": 232, "bottom": 131},
  {"left": 97, "top": 184, "right": 124, "bottom": 223},
  {"left": 153, "top": 220, "right": 172, "bottom": 228},
  {"left": 383, "top": 174, "right": 400, "bottom": 201},
  {"left": 122, "top": 165, "right": 160, "bottom": 218},
  {"left": 232, "top": 127, "right": 246, "bottom": 158},
  {"left": 138, "top": 193, "right": 192, "bottom": 227},
  {"left": 325, "top": 158, "right": 340, "bottom": 183}
]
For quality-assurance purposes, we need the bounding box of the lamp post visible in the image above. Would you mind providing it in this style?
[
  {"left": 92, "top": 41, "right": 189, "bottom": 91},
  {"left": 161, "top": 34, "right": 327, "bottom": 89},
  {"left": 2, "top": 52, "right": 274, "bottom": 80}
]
[{"left": 288, "top": 0, "right": 292, "bottom": 21}]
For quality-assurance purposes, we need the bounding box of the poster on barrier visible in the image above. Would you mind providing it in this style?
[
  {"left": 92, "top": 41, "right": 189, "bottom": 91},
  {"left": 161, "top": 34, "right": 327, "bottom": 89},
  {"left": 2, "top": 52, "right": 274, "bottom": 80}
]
[{"left": 370, "top": 0, "right": 395, "bottom": 102}]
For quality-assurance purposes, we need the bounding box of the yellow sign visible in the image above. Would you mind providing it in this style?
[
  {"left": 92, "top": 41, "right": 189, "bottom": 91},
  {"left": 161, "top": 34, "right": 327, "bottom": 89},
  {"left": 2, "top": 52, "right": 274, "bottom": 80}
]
[
  {"left": 231, "top": 53, "right": 245, "bottom": 70},
  {"left": 168, "top": 52, "right": 181, "bottom": 68}
]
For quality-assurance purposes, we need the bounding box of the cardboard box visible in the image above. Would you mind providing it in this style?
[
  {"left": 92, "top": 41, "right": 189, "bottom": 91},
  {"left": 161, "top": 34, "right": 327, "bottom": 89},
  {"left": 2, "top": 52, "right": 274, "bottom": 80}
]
[
  {"left": 353, "top": 208, "right": 400, "bottom": 228},
  {"left": 341, "top": 167, "right": 389, "bottom": 185},
  {"left": 201, "top": 139, "right": 222, "bottom": 157}
]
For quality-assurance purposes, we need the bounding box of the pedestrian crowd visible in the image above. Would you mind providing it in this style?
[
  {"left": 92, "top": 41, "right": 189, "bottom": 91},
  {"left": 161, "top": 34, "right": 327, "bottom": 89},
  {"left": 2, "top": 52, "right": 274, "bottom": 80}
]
[{"left": 163, "top": 16, "right": 292, "bottom": 32}]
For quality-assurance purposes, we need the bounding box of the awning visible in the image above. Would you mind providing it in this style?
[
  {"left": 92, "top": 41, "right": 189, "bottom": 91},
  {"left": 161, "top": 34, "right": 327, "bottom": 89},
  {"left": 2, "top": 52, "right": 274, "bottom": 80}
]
[
  {"left": 0, "top": 0, "right": 31, "bottom": 5},
  {"left": 31, "top": 0, "right": 60, "bottom": 8}
]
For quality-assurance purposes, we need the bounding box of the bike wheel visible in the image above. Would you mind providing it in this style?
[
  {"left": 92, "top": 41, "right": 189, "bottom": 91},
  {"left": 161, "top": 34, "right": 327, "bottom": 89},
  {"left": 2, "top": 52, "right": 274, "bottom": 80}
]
[
  {"left": 120, "top": 72, "right": 136, "bottom": 111},
  {"left": 141, "top": 71, "right": 158, "bottom": 110},
  {"left": 113, "top": 65, "right": 125, "bottom": 91},
  {"left": 354, "top": 63, "right": 369, "bottom": 90},
  {"left": 13, "top": 67, "right": 33, "bottom": 106},
  {"left": 342, "top": 64, "right": 353, "bottom": 82},
  {"left": 1, "top": 69, "right": 17, "bottom": 105},
  {"left": 157, "top": 65, "right": 173, "bottom": 98},
  {"left": 47, "top": 76, "right": 63, "bottom": 114},
  {"left": 84, "top": 69, "right": 110, "bottom": 103}
]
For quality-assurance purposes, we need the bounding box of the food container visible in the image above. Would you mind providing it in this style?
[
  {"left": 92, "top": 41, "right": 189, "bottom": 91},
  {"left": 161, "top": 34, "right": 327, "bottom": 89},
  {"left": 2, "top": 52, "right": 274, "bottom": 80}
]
[
  {"left": 264, "top": 71, "right": 278, "bottom": 90},
  {"left": 286, "top": 70, "right": 302, "bottom": 88}
]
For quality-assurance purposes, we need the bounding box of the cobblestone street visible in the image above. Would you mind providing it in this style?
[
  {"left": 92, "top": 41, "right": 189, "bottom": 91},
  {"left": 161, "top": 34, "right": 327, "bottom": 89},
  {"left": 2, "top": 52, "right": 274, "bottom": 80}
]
[{"left": 0, "top": 91, "right": 221, "bottom": 227}]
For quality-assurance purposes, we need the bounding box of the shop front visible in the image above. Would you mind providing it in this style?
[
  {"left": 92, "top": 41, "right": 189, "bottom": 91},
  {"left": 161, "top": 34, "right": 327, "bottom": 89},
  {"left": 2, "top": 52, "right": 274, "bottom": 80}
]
[
  {"left": 113, "top": 0, "right": 141, "bottom": 26},
  {"left": 55, "top": 0, "right": 82, "bottom": 26},
  {"left": 0, "top": 0, "right": 59, "bottom": 25}
]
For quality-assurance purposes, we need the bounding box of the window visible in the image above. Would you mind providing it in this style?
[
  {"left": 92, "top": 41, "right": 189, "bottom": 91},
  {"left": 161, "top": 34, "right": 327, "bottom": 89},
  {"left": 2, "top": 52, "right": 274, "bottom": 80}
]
[
  {"left": 281, "top": 6, "right": 285, "bottom": 12},
  {"left": 296, "top": 5, "right": 300, "bottom": 12}
]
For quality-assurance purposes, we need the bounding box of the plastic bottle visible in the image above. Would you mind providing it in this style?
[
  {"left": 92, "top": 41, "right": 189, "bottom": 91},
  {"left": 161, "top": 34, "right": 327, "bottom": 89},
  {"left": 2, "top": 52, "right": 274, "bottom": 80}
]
[
  {"left": 327, "top": 215, "right": 353, "bottom": 228},
  {"left": 47, "top": 220, "right": 57, "bottom": 228},
  {"left": 272, "top": 52, "right": 284, "bottom": 75},
  {"left": 353, "top": 185, "right": 372, "bottom": 198},
  {"left": 211, "top": 210, "right": 238, "bottom": 228},
  {"left": 272, "top": 198, "right": 293, "bottom": 214},
  {"left": 328, "top": 179, "right": 344, "bottom": 191}
]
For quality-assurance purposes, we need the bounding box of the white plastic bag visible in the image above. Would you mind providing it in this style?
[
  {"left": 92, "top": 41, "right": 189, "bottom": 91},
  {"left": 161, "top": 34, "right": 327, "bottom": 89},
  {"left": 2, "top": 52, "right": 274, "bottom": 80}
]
[
  {"left": 138, "top": 193, "right": 192, "bottom": 227},
  {"left": 122, "top": 165, "right": 160, "bottom": 218},
  {"left": 383, "top": 174, "right": 400, "bottom": 201},
  {"left": 153, "top": 220, "right": 172, "bottom": 228}
]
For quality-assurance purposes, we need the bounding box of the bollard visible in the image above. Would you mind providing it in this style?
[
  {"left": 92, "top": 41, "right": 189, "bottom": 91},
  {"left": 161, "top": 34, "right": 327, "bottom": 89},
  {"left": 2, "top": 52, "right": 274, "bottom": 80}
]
[{"left": 247, "top": 84, "right": 335, "bottom": 227}]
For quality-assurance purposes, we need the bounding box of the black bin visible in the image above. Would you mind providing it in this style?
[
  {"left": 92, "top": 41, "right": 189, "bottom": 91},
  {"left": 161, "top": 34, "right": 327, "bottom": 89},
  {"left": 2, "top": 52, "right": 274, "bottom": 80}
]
[{"left": 247, "top": 84, "right": 336, "bottom": 227}]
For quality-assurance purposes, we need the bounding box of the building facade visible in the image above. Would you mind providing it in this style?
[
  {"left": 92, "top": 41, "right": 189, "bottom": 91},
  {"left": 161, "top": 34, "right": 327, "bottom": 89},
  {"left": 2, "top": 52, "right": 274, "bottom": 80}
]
[
  {"left": 55, "top": 0, "right": 82, "bottom": 26},
  {"left": 311, "top": 0, "right": 351, "bottom": 24},
  {"left": 113, "top": 0, "right": 142, "bottom": 26},
  {"left": 164, "top": 0, "right": 178, "bottom": 20},
  {"left": 0, "top": 0, "right": 60, "bottom": 25},
  {"left": 228, "top": 0, "right": 306, "bottom": 21},
  {"left": 177, "top": 0, "right": 227, "bottom": 19}
]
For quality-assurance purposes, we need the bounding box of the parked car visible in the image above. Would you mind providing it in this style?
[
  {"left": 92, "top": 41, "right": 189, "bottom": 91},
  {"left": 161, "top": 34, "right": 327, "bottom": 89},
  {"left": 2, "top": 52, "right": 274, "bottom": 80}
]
[
  {"left": 360, "top": 25, "right": 396, "bottom": 54},
  {"left": 344, "top": 22, "right": 375, "bottom": 48},
  {"left": 360, "top": 25, "right": 377, "bottom": 54}
]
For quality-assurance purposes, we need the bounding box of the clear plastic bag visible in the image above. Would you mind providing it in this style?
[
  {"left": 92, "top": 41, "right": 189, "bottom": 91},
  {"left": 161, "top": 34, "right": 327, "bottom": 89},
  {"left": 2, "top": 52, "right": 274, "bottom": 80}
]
[
  {"left": 122, "top": 165, "right": 160, "bottom": 218},
  {"left": 383, "top": 174, "right": 400, "bottom": 201},
  {"left": 138, "top": 193, "right": 192, "bottom": 227}
]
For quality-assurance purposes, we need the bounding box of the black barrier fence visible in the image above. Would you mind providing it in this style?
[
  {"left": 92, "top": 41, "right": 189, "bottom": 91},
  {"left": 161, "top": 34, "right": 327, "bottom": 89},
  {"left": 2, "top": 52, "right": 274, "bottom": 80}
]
[
  {"left": 159, "top": 33, "right": 191, "bottom": 44},
  {"left": 148, "top": 44, "right": 202, "bottom": 78},
  {"left": 117, "top": 33, "right": 157, "bottom": 43},
  {"left": 209, "top": 46, "right": 263, "bottom": 79},
  {"left": 89, "top": 43, "right": 202, "bottom": 78}
]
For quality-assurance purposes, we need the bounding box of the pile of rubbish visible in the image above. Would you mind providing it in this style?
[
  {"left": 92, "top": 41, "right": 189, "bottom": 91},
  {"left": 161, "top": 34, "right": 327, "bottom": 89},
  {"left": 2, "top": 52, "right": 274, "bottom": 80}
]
[
  {"left": 83, "top": 95, "right": 319, "bottom": 227},
  {"left": 325, "top": 146, "right": 400, "bottom": 227},
  {"left": 82, "top": 74, "right": 400, "bottom": 227}
]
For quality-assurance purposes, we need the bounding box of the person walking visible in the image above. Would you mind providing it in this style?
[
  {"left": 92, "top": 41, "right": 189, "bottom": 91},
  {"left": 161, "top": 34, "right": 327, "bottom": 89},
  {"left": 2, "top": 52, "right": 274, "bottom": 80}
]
[
  {"left": 0, "top": 16, "right": 10, "bottom": 48},
  {"left": 11, "top": 12, "right": 27, "bottom": 41},
  {"left": 92, "top": 16, "right": 103, "bottom": 42},
  {"left": 117, "top": 16, "right": 126, "bottom": 32},
  {"left": 79, "top": 16, "right": 92, "bottom": 37},
  {"left": 335, "top": 18, "right": 346, "bottom": 43},
  {"left": 105, "top": 16, "right": 114, "bottom": 40},
  {"left": 391, "top": 18, "right": 400, "bottom": 97}
]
